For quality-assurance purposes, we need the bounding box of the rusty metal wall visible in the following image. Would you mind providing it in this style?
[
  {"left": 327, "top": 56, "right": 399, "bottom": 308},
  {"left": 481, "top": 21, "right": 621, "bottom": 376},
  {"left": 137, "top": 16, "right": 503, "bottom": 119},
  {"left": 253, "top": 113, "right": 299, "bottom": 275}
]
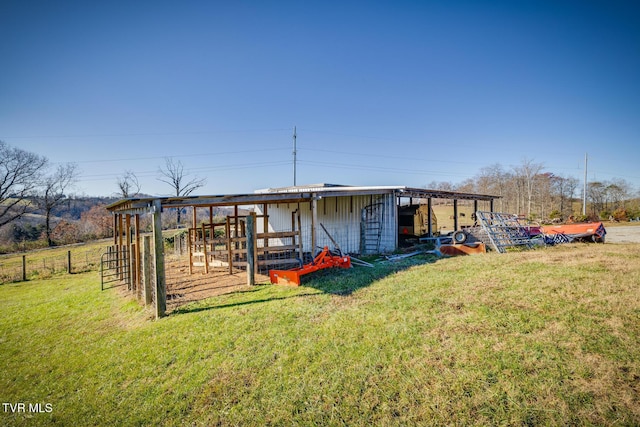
[{"left": 255, "top": 193, "right": 397, "bottom": 254}]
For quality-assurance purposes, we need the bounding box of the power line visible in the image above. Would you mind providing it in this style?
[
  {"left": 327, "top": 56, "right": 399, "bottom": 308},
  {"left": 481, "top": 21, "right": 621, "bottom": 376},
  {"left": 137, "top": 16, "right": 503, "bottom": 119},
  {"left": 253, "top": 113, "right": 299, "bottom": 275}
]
[{"left": 0, "top": 128, "right": 291, "bottom": 139}]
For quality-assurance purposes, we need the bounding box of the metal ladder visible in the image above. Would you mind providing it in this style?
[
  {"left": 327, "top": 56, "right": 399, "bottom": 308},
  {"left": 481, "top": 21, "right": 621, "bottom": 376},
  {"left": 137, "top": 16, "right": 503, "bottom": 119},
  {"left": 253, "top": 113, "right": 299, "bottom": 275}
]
[
  {"left": 360, "top": 203, "right": 384, "bottom": 254},
  {"left": 475, "top": 211, "right": 535, "bottom": 253}
]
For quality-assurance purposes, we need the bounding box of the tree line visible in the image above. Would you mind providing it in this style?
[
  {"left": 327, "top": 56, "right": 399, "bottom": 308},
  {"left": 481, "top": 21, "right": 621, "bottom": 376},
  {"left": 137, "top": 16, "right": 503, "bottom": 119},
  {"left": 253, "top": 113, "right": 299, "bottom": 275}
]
[
  {"left": 0, "top": 141, "right": 207, "bottom": 251},
  {"left": 2, "top": 141, "right": 638, "bottom": 252},
  {"left": 427, "top": 158, "right": 639, "bottom": 223}
]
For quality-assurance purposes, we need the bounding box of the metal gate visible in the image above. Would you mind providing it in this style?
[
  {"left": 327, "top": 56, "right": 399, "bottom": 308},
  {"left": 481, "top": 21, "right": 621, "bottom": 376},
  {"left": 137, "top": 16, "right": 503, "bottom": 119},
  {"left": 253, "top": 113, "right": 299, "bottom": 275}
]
[{"left": 100, "top": 246, "right": 130, "bottom": 290}]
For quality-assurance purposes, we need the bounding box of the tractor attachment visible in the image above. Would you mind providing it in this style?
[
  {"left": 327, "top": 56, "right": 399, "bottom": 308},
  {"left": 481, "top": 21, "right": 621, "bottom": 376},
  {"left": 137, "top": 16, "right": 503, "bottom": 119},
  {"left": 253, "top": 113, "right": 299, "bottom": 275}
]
[{"left": 269, "top": 246, "right": 351, "bottom": 286}]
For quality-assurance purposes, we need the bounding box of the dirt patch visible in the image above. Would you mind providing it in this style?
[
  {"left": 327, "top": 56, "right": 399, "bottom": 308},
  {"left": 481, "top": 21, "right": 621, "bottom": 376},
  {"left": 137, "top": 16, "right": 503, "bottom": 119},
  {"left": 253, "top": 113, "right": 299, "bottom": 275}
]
[{"left": 164, "top": 255, "right": 271, "bottom": 312}]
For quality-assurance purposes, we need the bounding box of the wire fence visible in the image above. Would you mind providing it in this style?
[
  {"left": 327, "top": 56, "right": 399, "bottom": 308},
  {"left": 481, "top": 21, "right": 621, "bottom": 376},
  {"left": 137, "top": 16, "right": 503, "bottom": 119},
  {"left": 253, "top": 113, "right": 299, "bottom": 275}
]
[{"left": 0, "top": 245, "right": 105, "bottom": 283}]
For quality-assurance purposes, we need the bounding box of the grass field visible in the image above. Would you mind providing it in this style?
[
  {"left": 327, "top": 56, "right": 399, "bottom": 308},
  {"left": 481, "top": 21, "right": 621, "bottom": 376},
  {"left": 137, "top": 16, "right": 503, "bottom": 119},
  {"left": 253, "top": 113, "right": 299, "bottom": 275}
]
[{"left": 1, "top": 242, "right": 639, "bottom": 426}]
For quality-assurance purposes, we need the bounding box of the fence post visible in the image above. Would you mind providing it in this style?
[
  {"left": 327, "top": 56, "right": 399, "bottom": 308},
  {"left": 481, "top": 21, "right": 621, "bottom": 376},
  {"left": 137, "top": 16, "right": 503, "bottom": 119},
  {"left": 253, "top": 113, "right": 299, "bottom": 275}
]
[
  {"left": 22, "top": 255, "right": 27, "bottom": 281},
  {"left": 152, "top": 199, "right": 166, "bottom": 318},
  {"left": 67, "top": 250, "right": 72, "bottom": 274},
  {"left": 143, "top": 235, "right": 153, "bottom": 305},
  {"left": 246, "top": 214, "right": 255, "bottom": 286}
]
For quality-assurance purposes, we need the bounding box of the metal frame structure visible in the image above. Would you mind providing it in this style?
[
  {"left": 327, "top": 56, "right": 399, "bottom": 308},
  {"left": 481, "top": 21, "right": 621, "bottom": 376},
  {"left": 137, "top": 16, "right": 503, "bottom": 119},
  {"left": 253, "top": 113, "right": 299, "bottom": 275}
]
[{"left": 475, "top": 211, "right": 536, "bottom": 253}]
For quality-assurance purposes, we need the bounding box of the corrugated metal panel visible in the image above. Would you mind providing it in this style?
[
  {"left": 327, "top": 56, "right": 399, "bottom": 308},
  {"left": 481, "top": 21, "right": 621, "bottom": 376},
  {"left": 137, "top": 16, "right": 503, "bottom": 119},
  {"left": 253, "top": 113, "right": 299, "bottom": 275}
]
[{"left": 255, "top": 193, "right": 397, "bottom": 254}]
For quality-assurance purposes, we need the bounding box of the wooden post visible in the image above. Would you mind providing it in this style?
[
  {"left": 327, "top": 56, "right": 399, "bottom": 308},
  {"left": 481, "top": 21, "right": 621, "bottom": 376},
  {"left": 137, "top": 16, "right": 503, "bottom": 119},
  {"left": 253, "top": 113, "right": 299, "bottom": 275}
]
[
  {"left": 143, "top": 235, "right": 153, "bottom": 306},
  {"left": 134, "top": 214, "right": 141, "bottom": 291},
  {"left": 453, "top": 199, "right": 458, "bottom": 231},
  {"left": 262, "top": 204, "right": 269, "bottom": 251},
  {"left": 67, "top": 250, "right": 72, "bottom": 274},
  {"left": 113, "top": 213, "right": 118, "bottom": 246},
  {"left": 152, "top": 199, "right": 166, "bottom": 318},
  {"left": 246, "top": 214, "right": 255, "bottom": 286},
  {"left": 226, "top": 217, "right": 233, "bottom": 274},
  {"left": 297, "top": 211, "right": 303, "bottom": 261},
  {"left": 427, "top": 197, "right": 433, "bottom": 237},
  {"left": 125, "top": 214, "right": 132, "bottom": 289},
  {"left": 202, "top": 223, "right": 209, "bottom": 274},
  {"left": 117, "top": 214, "right": 124, "bottom": 279},
  {"left": 490, "top": 199, "right": 494, "bottom": 212},
  {"left": 311, "top": 197, "right": 318, "bottom": 255},
  {"left": 22, "top": 255, "right": 27, "bottom": 281}
]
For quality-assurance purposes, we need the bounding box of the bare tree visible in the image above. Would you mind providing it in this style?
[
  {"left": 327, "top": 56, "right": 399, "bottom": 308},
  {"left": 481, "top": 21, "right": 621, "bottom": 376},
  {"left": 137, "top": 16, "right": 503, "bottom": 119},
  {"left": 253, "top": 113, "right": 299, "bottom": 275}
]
[
  {"left": 513, "top": 158, "right": 545, "bottom": 218},
  {"left": 157, "top": 158, "right": 206, "bottom": 224},
  {"left": 35, "top": 163, "right": 79, "bottom": 246},
  {"left": 116, "top": 170, "right": 141, "bottom": 198},
  {"left": 0, "top": 141, "right": 48, "bottom": 228},
  {"left": 550, "top": 175, "right": 579, "bottom": 219}
]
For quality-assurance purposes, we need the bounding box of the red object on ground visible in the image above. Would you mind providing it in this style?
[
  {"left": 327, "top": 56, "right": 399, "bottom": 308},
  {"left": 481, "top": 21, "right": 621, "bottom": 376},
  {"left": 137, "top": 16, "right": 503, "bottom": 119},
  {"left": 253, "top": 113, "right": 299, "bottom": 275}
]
[
  {"left": 269, "top": 246, "right": 351, "bottom": 286},
  {"left": 439, "top": 242, "right": 486, "bottom": 256},
  {"left": 540, "top": 222, "right": 606, "bottom": 241}
]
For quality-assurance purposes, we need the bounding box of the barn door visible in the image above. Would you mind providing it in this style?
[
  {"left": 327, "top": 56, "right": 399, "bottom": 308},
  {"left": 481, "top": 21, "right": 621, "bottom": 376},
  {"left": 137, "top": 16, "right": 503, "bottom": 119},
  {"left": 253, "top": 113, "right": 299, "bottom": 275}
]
[{"left": 360, "top": 203, "right": 384, "bottom": 254}]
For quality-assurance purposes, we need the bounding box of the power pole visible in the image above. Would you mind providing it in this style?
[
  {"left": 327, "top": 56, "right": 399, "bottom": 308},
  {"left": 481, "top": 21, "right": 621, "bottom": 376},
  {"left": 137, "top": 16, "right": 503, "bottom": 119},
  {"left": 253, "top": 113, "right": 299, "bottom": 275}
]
[
  {"left": 293, "top": 126, "right": 297, "bottom": 186},
  {"left": 582, "top": 152, "right": 588, "bottom": 216}
]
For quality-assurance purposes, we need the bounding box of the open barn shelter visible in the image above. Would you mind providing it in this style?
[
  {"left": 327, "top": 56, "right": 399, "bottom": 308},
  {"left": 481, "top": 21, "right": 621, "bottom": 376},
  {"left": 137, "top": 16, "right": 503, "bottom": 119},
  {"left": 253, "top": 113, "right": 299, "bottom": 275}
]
[{"left": 105, "top": 184, "right": 498, "bottom": 316}]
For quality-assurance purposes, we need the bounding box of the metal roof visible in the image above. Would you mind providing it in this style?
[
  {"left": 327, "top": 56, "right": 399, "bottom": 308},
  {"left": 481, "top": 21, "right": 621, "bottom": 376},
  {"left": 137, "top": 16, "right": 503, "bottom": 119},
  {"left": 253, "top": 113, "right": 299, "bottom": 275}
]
[{"left": 106, "top": 184, "right": 499, "bottom": 214}]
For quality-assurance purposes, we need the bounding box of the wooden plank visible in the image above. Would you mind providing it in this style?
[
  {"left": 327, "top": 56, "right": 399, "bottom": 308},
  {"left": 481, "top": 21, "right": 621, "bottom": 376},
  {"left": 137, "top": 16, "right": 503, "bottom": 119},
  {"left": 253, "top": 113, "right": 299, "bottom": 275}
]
[
  {"left": 257, "top": 259, "right": 301, "bottom": 266},
  {"left": 256, "top": 245, "right": 298, "bottom": 253},
  {"left": 258, "top": 231, "right": 299, "bottom": 238}
]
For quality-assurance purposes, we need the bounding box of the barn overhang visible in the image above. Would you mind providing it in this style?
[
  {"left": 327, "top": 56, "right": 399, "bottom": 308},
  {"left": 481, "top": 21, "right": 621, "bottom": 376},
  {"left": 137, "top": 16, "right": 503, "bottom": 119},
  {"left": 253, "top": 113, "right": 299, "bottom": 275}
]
[{"left": 105, "top": 184, "right": 499, "bottom": 215}]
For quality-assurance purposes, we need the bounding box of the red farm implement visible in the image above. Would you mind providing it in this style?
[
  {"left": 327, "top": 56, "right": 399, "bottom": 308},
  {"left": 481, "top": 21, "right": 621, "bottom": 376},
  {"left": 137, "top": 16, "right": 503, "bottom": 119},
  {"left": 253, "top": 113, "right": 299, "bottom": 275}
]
[{"left": 269, "top": 246, "right": 351, "bottom": 286}]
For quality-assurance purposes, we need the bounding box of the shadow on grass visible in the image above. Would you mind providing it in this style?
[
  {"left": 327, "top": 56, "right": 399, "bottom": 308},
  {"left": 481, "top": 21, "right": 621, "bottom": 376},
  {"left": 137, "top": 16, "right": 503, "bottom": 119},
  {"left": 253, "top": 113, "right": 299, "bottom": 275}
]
[
  {"left": 170, "top": 253, "right": 440, "bottom": 316},
  {"left": 305, "top": 253, "right": 440, "bottom": 296}
]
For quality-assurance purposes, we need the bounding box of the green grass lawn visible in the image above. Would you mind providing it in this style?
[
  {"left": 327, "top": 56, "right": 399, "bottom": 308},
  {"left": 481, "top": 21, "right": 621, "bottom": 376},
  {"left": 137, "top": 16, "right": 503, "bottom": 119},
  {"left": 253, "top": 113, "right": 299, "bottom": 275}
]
[{"left": 1, "top": 243, "right": 639, "bottom": 426}]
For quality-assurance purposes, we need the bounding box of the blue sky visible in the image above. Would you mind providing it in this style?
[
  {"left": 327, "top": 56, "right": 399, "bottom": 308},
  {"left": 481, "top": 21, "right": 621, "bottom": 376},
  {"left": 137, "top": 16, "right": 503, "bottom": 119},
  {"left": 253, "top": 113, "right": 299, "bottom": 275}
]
[{"left": 1, "top": 0, "right": 639, "bottom": 197}]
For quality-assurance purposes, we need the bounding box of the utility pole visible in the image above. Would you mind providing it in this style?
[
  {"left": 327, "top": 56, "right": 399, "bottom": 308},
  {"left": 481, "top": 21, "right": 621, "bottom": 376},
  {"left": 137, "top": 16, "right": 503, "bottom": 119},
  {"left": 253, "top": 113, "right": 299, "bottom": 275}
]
[
  {"left": 582, "top": 152, "right": 588, "bottom": 216},
  {"left": 293, "top": 126, "right": 297, "bottom": 186}
]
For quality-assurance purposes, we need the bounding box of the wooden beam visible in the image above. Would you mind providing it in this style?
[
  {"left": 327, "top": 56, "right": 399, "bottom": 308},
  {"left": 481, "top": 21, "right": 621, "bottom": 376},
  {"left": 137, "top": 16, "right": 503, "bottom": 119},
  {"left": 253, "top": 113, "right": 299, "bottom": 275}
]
[
  {"left": 125, "top": 214, "right": 131, "bottom": 290},
  {"left": 143, "top": 235, "right": 152, "bottom": 306},
  {"left": 311, "top": 197, "right": 318, "bottom": 255},
  {"left": 134, "top": 214, "right": 141, "bottom": 293},
  {"left": 453, "top": 199, "right": 458, "bottom": 231},
  {"left": 427, "top": 198, "right": 433, "bottom": 237},
  {"left": 246, "top": 214, "right": 255, "bottom": 286},
  {"left": 226, "top": 217, "right": 233, "bottom": 274}
]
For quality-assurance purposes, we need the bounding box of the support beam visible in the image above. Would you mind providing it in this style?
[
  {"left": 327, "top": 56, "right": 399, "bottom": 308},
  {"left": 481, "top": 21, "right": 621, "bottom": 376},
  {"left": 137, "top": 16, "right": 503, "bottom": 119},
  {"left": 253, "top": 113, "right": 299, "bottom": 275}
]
[
  {"left": 427, "top": 198, "right": 433, "bottom": 237},
  {"left": 143, "top": 235, "right": 152, "bottom": 306},
  {"left": 246, "top": 214, "right": 255, "bottom": 286},
  {"left": 152, "top": 199, "right": 166, "bottom": 318},
  {"left": 311, "top": 197, "right": 318, "bottom": 254},
  {"left": 453, "top": 199, "right": 458, "bottom": 231},
  {"left": 192, "top": 206, "right": 197, "bottom": 229},
  {"left": 125, "top": 214, "right": 132, "bottom": 290},
  {"left": 134, "top": 214, "right": 141, "bottom": 292}
]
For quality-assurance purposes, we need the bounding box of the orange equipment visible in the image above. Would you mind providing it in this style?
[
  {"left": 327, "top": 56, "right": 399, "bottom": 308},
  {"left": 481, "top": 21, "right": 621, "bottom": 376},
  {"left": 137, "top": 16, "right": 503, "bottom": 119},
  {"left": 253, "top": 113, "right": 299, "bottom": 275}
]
[
  {"left": 269, "top": 246, "right": 351, "bottom": 286},
  {"left": 540, "top": 222, "right": 606, "bottom": 243}
]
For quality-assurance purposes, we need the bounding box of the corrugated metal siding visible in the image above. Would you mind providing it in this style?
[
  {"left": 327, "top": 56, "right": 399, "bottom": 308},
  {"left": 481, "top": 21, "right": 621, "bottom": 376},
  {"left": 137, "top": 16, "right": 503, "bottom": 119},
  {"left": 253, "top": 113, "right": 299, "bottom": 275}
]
[{"left": 255, "top": 193, "right": 397, "bottom": 254}]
